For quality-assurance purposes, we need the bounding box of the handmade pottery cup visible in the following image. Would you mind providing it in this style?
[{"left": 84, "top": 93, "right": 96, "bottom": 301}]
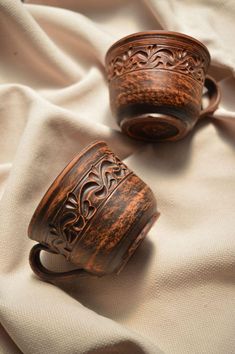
[
  {"left": 105, "top": 31, "right": 221, "bottom": 142},
  {"left": 28, "top": 141, "right": 158, "bottom": 282}
]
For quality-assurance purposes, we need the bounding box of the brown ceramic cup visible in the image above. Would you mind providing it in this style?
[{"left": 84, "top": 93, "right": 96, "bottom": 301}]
[
  {"left": 28, "top": 141, "right": 158, "bottom": 283},
  {"left": 105, "top": 31, "right": 221, "bottom": 142}
]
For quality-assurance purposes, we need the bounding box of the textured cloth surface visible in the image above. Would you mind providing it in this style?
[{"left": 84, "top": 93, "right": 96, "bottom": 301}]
[{"left": 0, "top": 1, "right": 235, "bottom": 353}]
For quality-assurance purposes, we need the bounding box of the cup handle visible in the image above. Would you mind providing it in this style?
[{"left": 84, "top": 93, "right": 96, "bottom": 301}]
[
  {"left": 29, "top": 243, "right": 89, "bottom": 283},
  {"left": 199, "top": 75, "right": 221, "bottom": 119}
]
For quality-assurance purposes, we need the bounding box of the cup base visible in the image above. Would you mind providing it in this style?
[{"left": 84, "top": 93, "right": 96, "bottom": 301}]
[
  {"left": 115, "top": 212, "right": 159, "bottom": 275},
  {"left": 120, "top": 113, "right": 189, "bottom": 142}
]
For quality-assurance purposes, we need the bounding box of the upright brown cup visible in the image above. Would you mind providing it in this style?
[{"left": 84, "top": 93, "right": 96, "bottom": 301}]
[
  {"left": 28, "top": 141, "right": 158, "bottom": 283},
  {"left": 105, "top": 31, "right": 221, "bottom": 142}
]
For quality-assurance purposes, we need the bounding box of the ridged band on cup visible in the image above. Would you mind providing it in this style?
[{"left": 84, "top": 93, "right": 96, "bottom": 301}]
[
  {"left": 45, "top": 152, "right": 132, "bottom": 259},
  {"left": 106, "top": 31, "right": 210, "bottom": 85}
]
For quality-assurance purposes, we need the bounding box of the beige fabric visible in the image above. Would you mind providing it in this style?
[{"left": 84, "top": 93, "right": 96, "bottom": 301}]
[{"left": 0, "top": 0, "right": 235, "bottom": 353}]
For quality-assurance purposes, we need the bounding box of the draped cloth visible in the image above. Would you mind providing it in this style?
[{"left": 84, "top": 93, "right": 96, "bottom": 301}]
[{"left": 0, "top": 1, "right": 234, "bottom": 353}]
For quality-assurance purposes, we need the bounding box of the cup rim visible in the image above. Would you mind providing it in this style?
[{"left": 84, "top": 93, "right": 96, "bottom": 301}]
[
  {"left": 105, "top": 30, "right": 210, "bottom": 61},
  {"left": 28, "top": 140, "right": 107, "bottom": 238}
]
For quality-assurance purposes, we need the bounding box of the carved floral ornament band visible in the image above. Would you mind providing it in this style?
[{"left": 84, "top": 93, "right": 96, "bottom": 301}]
[
  {"left": 46, "top": 153, "right": 132, "bottom": 259},
  {"left": 106, "top": 44, "right": 208, "bottom": 83}
]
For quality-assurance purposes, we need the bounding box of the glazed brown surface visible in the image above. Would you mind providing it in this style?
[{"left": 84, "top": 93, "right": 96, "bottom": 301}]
[
  {"left": 28, "top": 141, "right": 158, "bottom": 282},
  {"left": 105, "top": 31, "right": 220, "bottom": 141}
]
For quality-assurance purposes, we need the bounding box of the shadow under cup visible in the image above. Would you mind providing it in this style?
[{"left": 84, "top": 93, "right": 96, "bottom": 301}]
[
  {"left": 105, "top": 31, "right": 220, "bottom": 142},
  {"left": 28, "top": 141, "right": 158, "bottom": 283}
]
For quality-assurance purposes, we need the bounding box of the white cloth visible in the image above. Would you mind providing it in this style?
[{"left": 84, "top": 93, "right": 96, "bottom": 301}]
[{"left": 0, "top": 1, "right": 235, "bottom": 353}]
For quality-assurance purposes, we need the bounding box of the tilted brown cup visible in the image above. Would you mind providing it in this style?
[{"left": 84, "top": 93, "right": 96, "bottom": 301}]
[
  {"left": 105, "top": 31, "right": 221, "bottom": 142},
  {"left": 28, "top": 141, "right": 159, "bottom": 283}
]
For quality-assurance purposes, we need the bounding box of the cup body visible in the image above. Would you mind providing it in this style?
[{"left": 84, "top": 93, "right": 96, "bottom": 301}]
[
  {"left": 28, "top": 141, "right": 158, "bottom": 276},
  {"left": 105, "top": 31, "right": 211, "bottom": 141}
]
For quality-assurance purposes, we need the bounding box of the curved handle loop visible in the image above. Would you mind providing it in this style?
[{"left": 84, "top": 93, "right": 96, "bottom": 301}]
[
  {"left": 200, "top": 75, "right": 221, "bottom": 119},
  {"left": 29, "top": 243, "right": 89, "bottom": 283}
]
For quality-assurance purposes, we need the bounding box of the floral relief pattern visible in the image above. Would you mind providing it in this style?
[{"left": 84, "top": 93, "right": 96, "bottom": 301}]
[
  {"left": 47, "top": 154, "right": 130, "bottom": 258},
  {"left": 107, "top": 45, "right": 207, "bottom": 83}
]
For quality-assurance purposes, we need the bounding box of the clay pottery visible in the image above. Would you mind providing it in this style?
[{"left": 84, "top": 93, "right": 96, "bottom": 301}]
[
  {"left": 105, "top": 31, "right": 221, "bottom": 142},
  {"left": 28, "top": 141, "right": 159, "bottom": 283}
]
